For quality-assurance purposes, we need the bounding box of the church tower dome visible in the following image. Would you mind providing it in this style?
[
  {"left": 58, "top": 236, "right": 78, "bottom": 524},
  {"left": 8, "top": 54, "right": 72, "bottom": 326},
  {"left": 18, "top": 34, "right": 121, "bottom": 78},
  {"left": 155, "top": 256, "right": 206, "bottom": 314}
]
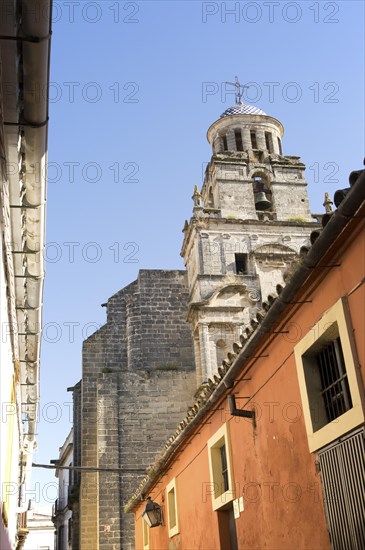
[
  {"left": 221, "top": 102, "right": 267, "bottom": 116},
  {"left": 208, "top": 101, "right": 284, "bottom": 156},
  {"left": 201, "top": 83, "right": 310, "bottom": 222}
]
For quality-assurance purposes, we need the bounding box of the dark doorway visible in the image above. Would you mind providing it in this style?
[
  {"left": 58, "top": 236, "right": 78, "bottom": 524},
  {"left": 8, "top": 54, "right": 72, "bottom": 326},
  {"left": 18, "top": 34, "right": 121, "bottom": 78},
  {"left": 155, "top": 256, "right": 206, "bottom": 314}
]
[{"left": 217, "top": 505, "right": 239, "bottom": 550}]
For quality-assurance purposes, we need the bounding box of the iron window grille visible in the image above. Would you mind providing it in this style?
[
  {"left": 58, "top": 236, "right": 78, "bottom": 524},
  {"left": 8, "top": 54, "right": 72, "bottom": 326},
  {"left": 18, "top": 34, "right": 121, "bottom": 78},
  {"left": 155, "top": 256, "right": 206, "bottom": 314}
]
[{"left": 317, "top": 337, "right": 352, "bottom": 423}]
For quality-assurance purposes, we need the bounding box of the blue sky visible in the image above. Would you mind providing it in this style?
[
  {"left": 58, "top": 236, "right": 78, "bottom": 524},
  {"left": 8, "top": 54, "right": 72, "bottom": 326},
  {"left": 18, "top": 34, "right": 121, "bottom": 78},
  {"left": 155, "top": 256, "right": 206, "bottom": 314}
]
[{"left": 31, "top": 0, "right": 364, "bottom": 505}]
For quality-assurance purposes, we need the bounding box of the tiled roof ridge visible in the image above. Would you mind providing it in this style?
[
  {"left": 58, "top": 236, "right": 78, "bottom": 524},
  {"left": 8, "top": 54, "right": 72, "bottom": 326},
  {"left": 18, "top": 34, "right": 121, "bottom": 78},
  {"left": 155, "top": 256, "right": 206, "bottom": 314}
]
[{"left": 124, "top": 167, "right": 365, "bottom": 512}]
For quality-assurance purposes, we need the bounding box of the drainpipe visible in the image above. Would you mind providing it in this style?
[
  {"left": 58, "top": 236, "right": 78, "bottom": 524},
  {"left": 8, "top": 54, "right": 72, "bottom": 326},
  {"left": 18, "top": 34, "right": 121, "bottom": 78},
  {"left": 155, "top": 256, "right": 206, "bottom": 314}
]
[{"left": 227, "top": 394, "right": 255, "bottom": 422}]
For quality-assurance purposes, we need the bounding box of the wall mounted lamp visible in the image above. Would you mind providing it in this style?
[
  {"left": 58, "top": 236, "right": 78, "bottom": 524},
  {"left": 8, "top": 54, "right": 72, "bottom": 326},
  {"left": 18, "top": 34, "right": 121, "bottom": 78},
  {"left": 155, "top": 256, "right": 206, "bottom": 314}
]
[{"left": 142, "top": 496, "right": 163, "bottom": 528}]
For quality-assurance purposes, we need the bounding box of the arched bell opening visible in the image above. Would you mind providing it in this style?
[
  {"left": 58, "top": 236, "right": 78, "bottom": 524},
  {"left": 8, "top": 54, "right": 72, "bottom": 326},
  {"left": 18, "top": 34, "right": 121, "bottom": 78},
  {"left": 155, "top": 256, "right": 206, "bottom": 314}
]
[
  {"left": 220, "top": 133, "right": 228, "bottom": 151},
  {"left": 252, "top": 173, "right": 273, "bottom": 212},
  {"left": 216, "top": 338, "right": 228, "bottom": 367}
]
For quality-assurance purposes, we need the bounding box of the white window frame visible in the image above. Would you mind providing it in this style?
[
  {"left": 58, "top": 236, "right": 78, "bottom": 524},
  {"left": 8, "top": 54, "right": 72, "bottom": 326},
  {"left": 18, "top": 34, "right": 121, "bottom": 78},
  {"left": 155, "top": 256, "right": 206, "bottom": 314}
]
[
  {"left": 142, "top": 515, "right": 149, "bottom": 550},
  {"left": 207, "top": 423, "right": 235, "bottom": 511},
  {"left": 294, "top": 297, "right": 365, "bottom": 452},
  {"left": 166, "top": 477, "right": 179, "bottom": 538}
]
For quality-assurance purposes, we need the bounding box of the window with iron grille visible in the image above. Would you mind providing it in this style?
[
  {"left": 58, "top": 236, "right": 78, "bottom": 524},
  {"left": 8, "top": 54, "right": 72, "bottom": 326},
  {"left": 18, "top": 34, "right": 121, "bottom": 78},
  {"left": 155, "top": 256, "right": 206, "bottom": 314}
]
[
  {"left": 294, "top": 298, "right": 364, "bottom": 453},
  {"left": 316, "top": 338, "right": 352, "bottom": 422},
  {"left": 301, "top": 329, "right": 354, "bottom": 433}
]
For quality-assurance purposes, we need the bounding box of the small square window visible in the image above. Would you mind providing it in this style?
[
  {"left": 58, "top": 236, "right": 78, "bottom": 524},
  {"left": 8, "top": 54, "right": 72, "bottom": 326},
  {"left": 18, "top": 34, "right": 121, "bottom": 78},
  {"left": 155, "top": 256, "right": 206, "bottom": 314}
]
[{"left": 235, "top": 253, "right": 247, "bottom": 275}]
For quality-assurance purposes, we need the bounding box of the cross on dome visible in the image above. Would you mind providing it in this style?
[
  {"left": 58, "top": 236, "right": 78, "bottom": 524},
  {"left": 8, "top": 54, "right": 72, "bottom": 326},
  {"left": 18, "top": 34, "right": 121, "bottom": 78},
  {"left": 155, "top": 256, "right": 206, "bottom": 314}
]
[{"left": 225, "top": 76, "right": 250, "bottom": 104}]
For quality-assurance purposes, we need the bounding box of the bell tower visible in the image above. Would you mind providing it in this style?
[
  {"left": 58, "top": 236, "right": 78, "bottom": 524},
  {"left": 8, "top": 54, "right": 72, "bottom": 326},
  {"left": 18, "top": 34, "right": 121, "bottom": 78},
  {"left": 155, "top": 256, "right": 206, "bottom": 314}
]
[{"left": 181, "top": 80, "right": 318, "bottom": 384}]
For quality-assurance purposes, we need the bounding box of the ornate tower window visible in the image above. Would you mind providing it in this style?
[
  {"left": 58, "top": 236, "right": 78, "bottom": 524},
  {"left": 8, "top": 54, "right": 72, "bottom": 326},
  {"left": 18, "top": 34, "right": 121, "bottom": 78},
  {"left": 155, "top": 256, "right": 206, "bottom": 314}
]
[
  {"left": 252, "top": 175, "right": 272, "bottom": 212},
  {"left": 234, "top": 129, "right": 243, "bottom": 151},
  {"left": 216, "top": 339, "right": 227, "bottom": 367},
  {"left": 277, "top": 136, "right": 283, "bottom": 155},
  {"left": 221, "top": 134, "right": 228, "bottom": 151},
  {"left": 250, "top": 131, "right": 257, "bottom": 149},
  {"left": 265, "top": 132, "right": 274, "bottom": 153}
]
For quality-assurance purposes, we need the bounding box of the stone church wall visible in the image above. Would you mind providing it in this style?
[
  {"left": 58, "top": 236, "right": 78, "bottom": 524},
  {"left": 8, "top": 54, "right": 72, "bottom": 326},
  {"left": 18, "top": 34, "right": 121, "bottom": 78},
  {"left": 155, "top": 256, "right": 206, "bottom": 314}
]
[
  {"left": 78, "top": 270, "right": 196, "bottom": 550},
  {"left": 68, "top": 381, "right": 81, "bottom": 550}
]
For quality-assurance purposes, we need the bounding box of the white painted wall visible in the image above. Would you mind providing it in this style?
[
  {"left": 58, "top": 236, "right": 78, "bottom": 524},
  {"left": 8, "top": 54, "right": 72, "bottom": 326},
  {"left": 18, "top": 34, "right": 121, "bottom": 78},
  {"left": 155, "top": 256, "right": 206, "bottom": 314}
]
[
  {"left": 0, "top": 221, "right": 20, "bottom": 550},
  {"left": 23, "top": 507, "right": 55, "bottom": 550}
]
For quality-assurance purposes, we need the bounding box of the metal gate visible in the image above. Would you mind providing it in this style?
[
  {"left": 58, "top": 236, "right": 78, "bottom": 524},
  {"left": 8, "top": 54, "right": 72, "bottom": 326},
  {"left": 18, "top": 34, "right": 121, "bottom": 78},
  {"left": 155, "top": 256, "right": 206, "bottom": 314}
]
[{"left": 318, "top": 428, "right": 365, "bottom": 550}]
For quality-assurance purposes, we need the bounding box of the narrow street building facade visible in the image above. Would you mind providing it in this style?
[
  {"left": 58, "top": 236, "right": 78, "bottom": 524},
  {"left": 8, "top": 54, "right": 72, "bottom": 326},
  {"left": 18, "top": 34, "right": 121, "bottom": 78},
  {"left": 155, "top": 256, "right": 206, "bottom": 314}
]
[
  {"left": 0, "top": 2, "right": 52, "bottom": 548},
  {"left": 74, "top": 98, "right": 319, "bottom": 549},
  {"left": 128, "top": 169, "right": 365, "bottom": 550},
  {"left": 23, "top": 505, "right": 55, "bottom": 550},
  {"left": 52, "top": 430, "right": 73, "bottom": 550}
]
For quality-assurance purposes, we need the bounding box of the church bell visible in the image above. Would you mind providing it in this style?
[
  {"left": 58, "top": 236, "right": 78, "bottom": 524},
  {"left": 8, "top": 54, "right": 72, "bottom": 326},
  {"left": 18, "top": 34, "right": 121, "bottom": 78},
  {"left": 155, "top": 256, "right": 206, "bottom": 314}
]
[{"left": 254, "top": 191, "right": 271, "bottom": 211}]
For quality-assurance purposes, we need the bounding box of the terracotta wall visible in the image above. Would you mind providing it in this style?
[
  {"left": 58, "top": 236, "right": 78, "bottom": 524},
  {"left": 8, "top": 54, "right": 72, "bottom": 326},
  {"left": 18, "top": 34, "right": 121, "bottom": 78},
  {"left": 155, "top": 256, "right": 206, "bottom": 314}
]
[{"left": 133, "top": 218, "right": 364, "bottom": 549}]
